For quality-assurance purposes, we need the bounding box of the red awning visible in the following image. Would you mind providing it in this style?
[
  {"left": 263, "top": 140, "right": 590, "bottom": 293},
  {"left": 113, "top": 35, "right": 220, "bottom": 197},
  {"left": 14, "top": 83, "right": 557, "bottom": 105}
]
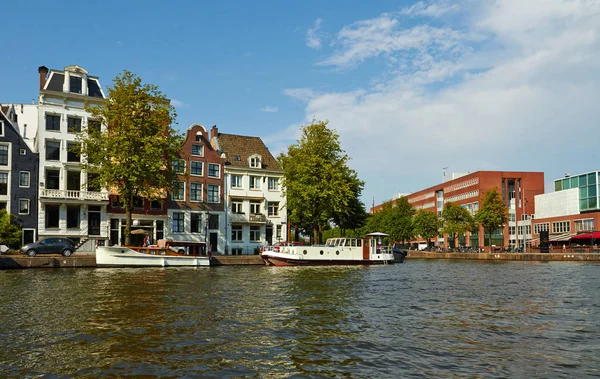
[{"left": 570, "top": 231, "right": 600, "bottom": 240}]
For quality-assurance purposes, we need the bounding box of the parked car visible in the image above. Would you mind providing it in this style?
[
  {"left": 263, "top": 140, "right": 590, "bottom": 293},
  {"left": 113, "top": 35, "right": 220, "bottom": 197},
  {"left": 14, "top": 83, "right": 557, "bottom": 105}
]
[{"left": 20, "top": 238, "right": 76, "bottom": 257}]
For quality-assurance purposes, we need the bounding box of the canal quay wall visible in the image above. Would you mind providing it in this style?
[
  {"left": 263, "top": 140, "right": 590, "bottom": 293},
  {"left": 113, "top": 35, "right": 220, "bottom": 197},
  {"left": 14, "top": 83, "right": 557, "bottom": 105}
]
[
  {"left": 407, "top": 250, "right": 600, "bottom": 262},
  {"left": 0, "top": 254, "right": 264, "bottom": 269}
]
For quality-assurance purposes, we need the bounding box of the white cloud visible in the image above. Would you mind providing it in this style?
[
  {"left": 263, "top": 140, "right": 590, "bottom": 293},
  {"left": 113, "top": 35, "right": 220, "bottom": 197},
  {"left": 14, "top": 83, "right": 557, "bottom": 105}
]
[
  {"left": 319, "top": 14, "right": 466, "bottom": 68},
  {"left": 400, "top": 0, "right": 459, "bottom": 17},
  {"left": 285, "top": 0, "right": 600, "bottom": 204},
  {"left": 306, "top": 18, "right": 324, "bottom": 49},
  {"left": 170, "top": 98, "right": 186, "bottom": 107},
  {"left": 260, "top": 106, "right": 278, "bottom": 113}
]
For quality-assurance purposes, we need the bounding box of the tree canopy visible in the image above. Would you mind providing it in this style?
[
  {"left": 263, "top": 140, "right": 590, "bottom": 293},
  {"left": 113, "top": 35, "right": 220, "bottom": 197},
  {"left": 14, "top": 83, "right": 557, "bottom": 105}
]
[
  {"left": 475, "top": 188, "right": 507, "bottom": 249},
  {"left": 0, "top": 209, "right": 22, "bottom": 248},
  {"left": 441, "top": 202, "right": 476, "bottom": 248},
  {"left": 78, "top": 70, "right": 183, "bottom": 245},
  {"left": 278, "top": 120, "right": 365, "bottom": 244},
  {"left": 412, "top": 209, "right": 439, "bottom": 246}
]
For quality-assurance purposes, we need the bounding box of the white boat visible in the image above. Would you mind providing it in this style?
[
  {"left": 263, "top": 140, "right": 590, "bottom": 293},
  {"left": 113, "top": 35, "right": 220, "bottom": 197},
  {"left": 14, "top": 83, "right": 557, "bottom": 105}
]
[
  {"left": 95, "top": 246, "right": 211, "bottom": 267},
  {"left": 260, "top": 232, "right": 395, "bottom": 266}
]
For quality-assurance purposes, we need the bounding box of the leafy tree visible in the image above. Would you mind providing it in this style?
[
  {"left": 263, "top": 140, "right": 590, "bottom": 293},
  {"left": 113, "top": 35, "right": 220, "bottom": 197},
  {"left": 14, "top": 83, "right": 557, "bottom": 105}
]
[
  {"left": 475, "top": 188, "right": 507, "bottom": 249},
  {"left": 413, "top": 210, "right": 439, "bottom": 246},
  {"left": 0, "top": 209, "right": 22, "bottom": 248},
  {"left": 279, "top": 120, "right": 364, "bottom": 244},
  {"left": 78, "top": 70, "right": 183, "bottom": 246},
  {"left": 331, "top": 179, "right": 368, "bottom": 236},
  {"left": 389, "top": 197, "right": 415, "bottom": 244},
  {"left": 441, "top": 202, "right": 475, "bottom": 248}
]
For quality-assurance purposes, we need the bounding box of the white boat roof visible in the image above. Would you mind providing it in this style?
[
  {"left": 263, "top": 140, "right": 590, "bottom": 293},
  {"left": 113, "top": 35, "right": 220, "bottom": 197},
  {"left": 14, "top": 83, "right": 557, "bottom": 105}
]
[{"left": 365, "top": 232, "right": 389, "bottom": 237}]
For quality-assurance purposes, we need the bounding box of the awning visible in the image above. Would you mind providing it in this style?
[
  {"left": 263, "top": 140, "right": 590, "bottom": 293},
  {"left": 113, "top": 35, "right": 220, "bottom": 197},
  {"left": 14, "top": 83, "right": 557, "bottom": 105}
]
[{"left": 570, "top": 231, "right": 600, "bottom": 240}]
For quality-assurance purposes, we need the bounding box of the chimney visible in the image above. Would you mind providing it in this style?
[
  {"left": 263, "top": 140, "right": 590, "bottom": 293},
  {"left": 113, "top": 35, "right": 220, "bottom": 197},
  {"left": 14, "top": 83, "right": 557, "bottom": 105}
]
[
  {"left": 211, "top": 125, "right": 218, "bottom": 139},
  {"left": 38, "top": 66, "right": 49, "bottom": 90}
]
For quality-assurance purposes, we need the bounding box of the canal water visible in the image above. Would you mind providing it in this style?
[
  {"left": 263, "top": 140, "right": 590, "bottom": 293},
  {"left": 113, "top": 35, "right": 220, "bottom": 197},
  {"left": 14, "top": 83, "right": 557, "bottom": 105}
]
[{"left": 1, "top": 261, "right": 599, "bottom": 378}]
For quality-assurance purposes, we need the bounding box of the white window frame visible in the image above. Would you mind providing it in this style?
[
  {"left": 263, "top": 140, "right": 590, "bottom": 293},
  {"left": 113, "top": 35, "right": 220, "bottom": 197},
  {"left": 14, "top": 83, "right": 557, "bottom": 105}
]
[
  {"left": 250, "top": 201, "right": 261, "bottom": 214},
  {"left": 268, "top": 202, "right": 279, "bottom": 217},
  {"left": 207, "top": 184, "right": 220, "bottom": 203},
  {"left": 19, "top": 198, "right": 30, "bottom": 215},
  {"left": 191, "top": 144, "right": 204, "bottom": 157},
  {"left": 250, "top": 226, "right": 261, "bottom": 242},
  {"left": 190, "top": 161, "right": 204, "bottom": 176},
  {"left": 250, "top": 176, "right": 261, "bottom": 190},
  {"left": 268, "top": 177, "right": 279, "bottom": 191},
  {"left": 232, "top": 200, "right": 243, "bottom": 214},
  {"left": 207, "top": 163, "right": 221, "bottom": 179},
  {"left": 19, "top": 171, "right": 30, "bottom": 188},
  {"left": 190, "top": 182, "right": 202, "bottom": 202},
  {"left": 249, "top": 155, "right": 261, "bottom": 168},
  {"left": 173, "top": 159, "right": 186, "bottom": 174},
  {"left": 172, "top": 212, "right": 185, "bottom": 233},
  {"left": 0, "top": 144, "right": 9, "bottom": 166},
  {"left": 231, "top": 225, "right": 243, "bottom": 242},
  {"left": 20, "top": 149, "right": 26, "bottom": 155},
  {"left": 172, "top": 181, "right": 185, "bottom": 201},
  {"left": 231, "top": 175, "right": 243, "bottom": 189},
  {"left": 0, "top": 120, "right": 4, "bottom": 137}
]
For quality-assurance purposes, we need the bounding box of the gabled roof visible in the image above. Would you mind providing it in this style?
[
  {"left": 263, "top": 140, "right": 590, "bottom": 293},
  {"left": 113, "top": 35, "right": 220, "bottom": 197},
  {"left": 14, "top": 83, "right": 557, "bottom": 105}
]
[{"left": 217, "top": 133, "right": 280, "bottom": 170}]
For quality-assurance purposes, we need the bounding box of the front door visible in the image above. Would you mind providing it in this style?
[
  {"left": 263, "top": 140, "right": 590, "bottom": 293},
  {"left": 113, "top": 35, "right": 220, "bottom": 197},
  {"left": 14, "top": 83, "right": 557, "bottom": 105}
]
[
  {"left": 363, "top": 239, "right": 369, "bottom": 260},
  {"left": 89, "top": 212, "right": 101, "bottom": 236},
  {"left": 266, "top": 227, "right": 273, "bottom": 245},
  {"left": 210, "top": 232, "right": 218, "bottom": 253}
]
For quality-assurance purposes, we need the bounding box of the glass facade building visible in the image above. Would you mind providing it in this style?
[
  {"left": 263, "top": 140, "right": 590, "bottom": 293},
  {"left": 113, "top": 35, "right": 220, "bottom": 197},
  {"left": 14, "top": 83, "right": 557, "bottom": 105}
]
[{"left": 555, "top": 171, "right": 598, "bottom": 211}]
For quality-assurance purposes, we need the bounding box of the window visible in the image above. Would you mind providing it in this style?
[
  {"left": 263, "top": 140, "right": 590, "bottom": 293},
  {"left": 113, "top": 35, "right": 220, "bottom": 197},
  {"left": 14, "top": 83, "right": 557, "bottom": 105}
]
[
  {"left": 66, "top": 171, "right": 81, "bottom": 191},
  {"left": 208, "top": 163, "right": 220, "bottom": 178},
  {"left": 70, "top": 76, "right": 82, "bottom": 94},
  {"left": 0, "top": 121, "right": 3, "bottom": 136},
  {"left": 575, "top": 219, "right": 594, "bottom": 232},
  {"left": 173, "top": 159, "right": 186, "bottom": 174},
  {"left": 191, "top": 161, "right": 203, "bottom": 176},
  {"left": 209, "top": 214, "right": 219, "bottom": 229},
  {"left": 207, "top": 184, "right": 219, "bottom": 203},
  {"left": 67, "top": 205, "right": 80, "bottom": 228},
  {"left": 509, "top": 226, "right": 516, "bottom": 235},
  {"left": 0, "top": 145, "right": 8, "bottom": 165},
  {"left": 234, "top": 155, "right": 241, "bottom": 161},
  {"left": 191, "top": 213, "right": 201, "bottom": 233},
  {"left": 250, "top": 156, "right": 261, "bottom": 168},
  {"left": 88, "top": 120, "right": 101, "bottom": 133},
  {"left": 190, "top": 182, "right": 202, "bottom": 201},
  {"left": 67, "top": 142, "right": 80, "bottom": 162},
  {"left": 534, "top": 223, "right": 550, "bottom": 234},
  {"left": 173, "top": 213, "right": 184, "bottom": 233},
  {"left": 112, "top": 196, "right": 123, "bottom": 208},
  {"left": 45, "top": 205, "right": 60, "bottom": 228},
  {"left": 46, "top": 169, "right": 60, "bottom": 189},
  {"left": 192, "top": 145, "right": 203, "bottom": 156},
  {"left": 231, "top": 225, "right": 243, "bottom": 242},
  {"left": 552, "top": 221, "right": 571, "bottom": 234},
  {"left": 132, "top": 196, "right": 144, "bottom": 209},
  {"left": 231, "top": 175, "right": 242, "bottom": 188},
  {"left": 508, "top": 213, "right": 516, "bottom": 222},
  {"left": 250, "top": 226, "right": 260, "bottom": 242},
  {"left": 68, "top": 117, "right": 81, "bottom": 133},
  {"left": 195, "top": 134, "right": 202, "bottom": 142},
  {"left": 46, "top": 114, "right": 60, "bottom": 131},
  {"left": 250, "top": 201, "right": 261, "bottom": 214},
  {"left": 250, "top": 176, "right": 261, "bottom": 190},
  {"left": 232, "top": 200, "right": 243, "bottom": 213},
  {"left": 46, "top": 140, "right": 60, "bottom": 161},
  {"left": 276, "top": 225, "right": 282, "bottom": 240},
  {"left": 268, "top": 177, "right": 279, "bottom": 191},
  {"left": 172, "top": 181, "right": 185, "bottom": 201},
  {"left": 150, "top": 200, "right": 162, "bottom": 210},
  {"left": 0, "top": 173, "right": 7, "bottom": 195},
  {"left": 19, "top": 199, "right": 30, "bottom": 215},
  {"left": 268, "top": 202, "right": 279, "bottom": 217},
  {"left": 19, "top": 172, "right": 30, "bottom": 187},
  {"left": 20, "top": 149, "right": 26, "bottom": 155}
]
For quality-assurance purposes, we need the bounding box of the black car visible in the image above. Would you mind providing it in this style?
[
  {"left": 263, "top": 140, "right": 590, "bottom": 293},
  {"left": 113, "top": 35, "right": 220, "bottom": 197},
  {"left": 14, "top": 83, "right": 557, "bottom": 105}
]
[{"left": 20, "top": 238, "right": 76, "bottom": 257}]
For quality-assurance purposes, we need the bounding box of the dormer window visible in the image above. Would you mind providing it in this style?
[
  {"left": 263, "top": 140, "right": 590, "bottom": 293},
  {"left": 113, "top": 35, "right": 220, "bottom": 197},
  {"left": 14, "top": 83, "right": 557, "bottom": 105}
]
[
  {"left": 249, "top": 155, "right": 262, "bottom": 168},
  {"left": 234, "top": 155, "right": 241, "bottom": 161},
  {"left": 70, "top": 76, "right": 82, "bottom": 94}
]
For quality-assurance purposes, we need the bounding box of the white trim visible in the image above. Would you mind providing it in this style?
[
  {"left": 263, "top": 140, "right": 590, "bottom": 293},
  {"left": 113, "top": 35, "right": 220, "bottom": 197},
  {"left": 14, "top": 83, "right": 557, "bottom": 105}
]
[
  {"left": 0, "top": 120, "right": 4, "bottom": 137},
  {"left": 190, "top": 160, "right": 204, "bottom": 176},
  {"left": 19, "top": 171, "right": 30, "bottom": 188},
  {"left": 207, "top": 184, "right": 220, "bottom": 203},
  {"left": 189, "top": 182, "right": 203, "bottom": 202},
  {"left": 18, "top": 198, "right": 30, "bottom": 215},
  {"left": 207, "top": 163, "right": 221, "bottom": 179}
]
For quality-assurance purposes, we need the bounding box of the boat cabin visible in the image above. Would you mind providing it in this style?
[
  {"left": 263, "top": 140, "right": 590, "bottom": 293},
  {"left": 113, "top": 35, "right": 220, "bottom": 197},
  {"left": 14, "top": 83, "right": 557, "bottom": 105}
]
[{"left": 325, "top": 238, "right": 363, "bottom": 247}]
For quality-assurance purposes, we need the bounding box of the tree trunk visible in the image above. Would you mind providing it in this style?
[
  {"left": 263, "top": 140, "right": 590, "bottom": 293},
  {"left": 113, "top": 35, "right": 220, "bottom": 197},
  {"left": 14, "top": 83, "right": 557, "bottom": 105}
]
[{"left": 125, "top": 203, "right": 132, "bottom": 246}]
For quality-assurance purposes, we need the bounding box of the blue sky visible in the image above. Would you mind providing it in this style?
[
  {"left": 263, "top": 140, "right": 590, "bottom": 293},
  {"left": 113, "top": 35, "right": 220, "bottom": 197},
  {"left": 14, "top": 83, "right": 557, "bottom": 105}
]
[{"left": 2, "top": 0, "right": 600, "bottom": 207}]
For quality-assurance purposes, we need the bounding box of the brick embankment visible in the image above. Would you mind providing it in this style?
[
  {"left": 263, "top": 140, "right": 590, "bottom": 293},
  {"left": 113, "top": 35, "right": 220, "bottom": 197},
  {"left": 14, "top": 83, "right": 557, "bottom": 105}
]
[
  {"left": 407, "top": 250, "right": 600, "bottom": 262},
  {"left": 210, "top": 255, "right": 265, "bottom": 266},
  {"left": 0, "top": 255, "right": 97, "bottom": 269}
]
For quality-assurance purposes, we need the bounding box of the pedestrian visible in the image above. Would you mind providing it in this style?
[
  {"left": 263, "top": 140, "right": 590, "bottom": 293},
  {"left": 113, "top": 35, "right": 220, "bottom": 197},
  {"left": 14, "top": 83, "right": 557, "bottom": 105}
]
[
  {"left": 562, "top": 244, "right": 566, "bottom": 253},
  {"left": 143, "top": 233, "right": 150, "bottom": 247}
]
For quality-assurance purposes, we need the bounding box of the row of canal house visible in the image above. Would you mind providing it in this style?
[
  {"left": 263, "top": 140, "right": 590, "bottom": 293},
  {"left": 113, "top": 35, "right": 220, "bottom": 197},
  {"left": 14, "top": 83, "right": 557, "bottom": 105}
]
[{"left": 0, "top": 64, "right": 287, "bottom": 254}]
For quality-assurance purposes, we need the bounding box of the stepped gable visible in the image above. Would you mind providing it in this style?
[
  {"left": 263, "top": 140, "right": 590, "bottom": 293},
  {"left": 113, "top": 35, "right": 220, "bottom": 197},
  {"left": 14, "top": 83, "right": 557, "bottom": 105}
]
[{"left": 217, "top": 133, "right": 280, "bottom": 170}]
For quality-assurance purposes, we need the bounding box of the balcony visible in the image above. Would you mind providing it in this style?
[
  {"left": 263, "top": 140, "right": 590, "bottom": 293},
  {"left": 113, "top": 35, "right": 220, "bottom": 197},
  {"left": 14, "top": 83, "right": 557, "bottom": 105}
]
[
  {"left": 229, "top": 213, "right": 267, "bottom": 224},
  {"left": 249, "top": 213, "right": 266, "bottom": 223},
  {"left": 40, "top": 189, "right": 109, "bottom": 202}
]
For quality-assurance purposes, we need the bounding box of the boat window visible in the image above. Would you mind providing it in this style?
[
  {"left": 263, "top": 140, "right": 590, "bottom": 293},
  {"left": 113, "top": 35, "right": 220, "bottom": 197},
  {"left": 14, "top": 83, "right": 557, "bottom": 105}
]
[
  {"left": 351, "top": 239, "right": 356, "bottom": 247},
  {"left": 334, "top": 239, "right": 340, "bottom": 246},
  {"left": 357, "top": 239, "right": 362, "bottom": 247},
  {"left": 345, "top": 239, "right": 351, "bottom": 246}
]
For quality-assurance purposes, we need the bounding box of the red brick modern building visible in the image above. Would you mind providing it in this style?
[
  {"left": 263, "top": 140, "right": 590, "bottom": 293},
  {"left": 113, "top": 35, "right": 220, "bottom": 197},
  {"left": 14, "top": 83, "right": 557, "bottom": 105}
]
[{"left": 371, "top": 171, "right": 545, "bottom": 249}]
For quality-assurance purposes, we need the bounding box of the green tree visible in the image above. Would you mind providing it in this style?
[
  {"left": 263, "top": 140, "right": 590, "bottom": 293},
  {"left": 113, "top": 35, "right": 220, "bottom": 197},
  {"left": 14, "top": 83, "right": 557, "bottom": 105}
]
[
  {"left": 279, "top": 120, "right": 364, "bottom": 244},
  {"left": 475, "top": 188, "right": 507, "bottom": 249},
  {"left": 413, "top": 209, "right": 439, "bottom": 247},
  {"left": 389, "top": 197, "right": 415, "bottom": 244},
  {"left": 0, "top": 209, "right": 22, "bottom": 248},
  {"left": 78, "top": 70, "right": 183, "bottom": 246},
  {"left": 441, "top": 202, "right": 475, "bottom": 248},
  {"left": 331, "top": 180, "right": 368, "bottom": 236}
]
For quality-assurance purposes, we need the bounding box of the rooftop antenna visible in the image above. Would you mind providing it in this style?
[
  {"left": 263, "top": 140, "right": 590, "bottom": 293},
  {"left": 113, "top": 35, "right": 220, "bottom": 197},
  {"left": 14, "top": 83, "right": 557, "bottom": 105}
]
[{"left": 442, "top": 166, "right": 448, "bottom": 179}]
